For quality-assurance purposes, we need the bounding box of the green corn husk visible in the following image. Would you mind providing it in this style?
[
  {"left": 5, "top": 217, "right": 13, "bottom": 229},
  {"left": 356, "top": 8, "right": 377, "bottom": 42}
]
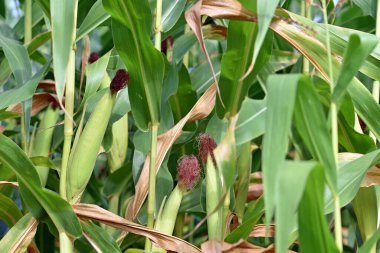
[
  {"left": 107, "top": 113, "right": 128, "bottom": 173},
  {"left": 352, "top": 187, "right": 378, "bottom": 253},
  {"left": 66, "top": 90, "right": 115, "bottom": 203},
  {"left": 31, "top": 105, "right": 60, "bottom": 186},
  {"left": 234, "top": 142, "right": 252, "bottom": 223},
  {"left": 206, "top": 155, "right": 223, "bottom": 241},
  {"left": 152, "top": 185, "right": 183, "bottom": 253}
]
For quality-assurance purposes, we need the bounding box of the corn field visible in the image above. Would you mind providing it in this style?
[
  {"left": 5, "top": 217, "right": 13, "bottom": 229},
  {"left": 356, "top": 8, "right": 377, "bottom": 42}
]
[{"left": 1, "top": 0, "right": 380, "bottom": 252}]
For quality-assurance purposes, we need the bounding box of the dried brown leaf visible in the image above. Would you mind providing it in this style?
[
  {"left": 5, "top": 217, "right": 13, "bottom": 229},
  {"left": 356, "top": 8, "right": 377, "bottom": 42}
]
[
  {"left": 337, "top": 152, "right": 380, "bottom": 187},
  {"left": 249, "top": 224, "right": 275, "bottom": 238},
  {"left": 8, "top": 93, "right": 58, "bottom": 116},
  {"left": 0, "top": 181, "right": 19, "bottom": 187},
  {"left": 37, "top": 80, "right": 56, "bottom": 92},
  {"left": 8, "top": 217, "right": 38, "bottom": 253},
  {"left": 362, "top": 166, "right": 380, "bottom": 187},
  {"left": 247, "top": 184, "right": 263, "bottom": 201},
  {"left": 73, "top": 204, "right": 200, "bottom": 253},
  {"left": 201, "top": 239, "right": 294, "bottom": 253},
  {"left": 126, "top": 84, "right": 217, "bottom": 221}
]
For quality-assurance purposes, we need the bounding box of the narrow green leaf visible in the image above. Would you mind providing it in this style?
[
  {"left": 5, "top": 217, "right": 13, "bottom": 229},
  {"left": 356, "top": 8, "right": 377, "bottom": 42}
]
[
  {"left": 235, "top": 98, "right": 266, "bottom": 145},
  {"left": 325, "top": 150, "right": 380, "bottom": 213},
  {"left": 298, "top": 166, "right": 339, "bottom": 253},
  {"left": 0, "top": 61, "right": 50, "bottom": 110},
  {"left": 272, "top": 16, "right": 380, "bottom": 142},
  {"left": 162, "top": 0, "right": 186, "bottom": 32},
  {"left": 76, "top": 0, "right": 110, "bottom": 42},
  {"left": 245, "top": 0, "right": 279, "bottom": 77},
  {"left": 276, "top": 161, "right": 317, "bottom": 253},
  {"left": 104, "top": 0, "right": 164, "bottom": 130},
  {"left": 357, "top": 227, "right": 380, "bottom": 253},
  {"left": 225, "top": 196, "right": 264, "bottom": 243},
  {"left": 294, "top": 77, "right": 337, "bottom": 192},
  {"left": 82, "top": 221, "right": 121, "bottom": 253},
  {"left": 51, "top": 0, "right": 78, "bottom": 101},
  {"left": 332, "top": 34, "right": 377, "bottom": 102},
  {"left": 0, "top": 35, "right": 32, "bottom": 87},
  {"left": 0, "top": 193, "right": 23, "bottom": 227},
  {"left": 79, "top": 51, "right": 111, "bottom": 111},
  {"left": 0, "top": 134, "right": 82, "bottom": 237},
  {"left": 262, "top": 74, "right": 299, "bottom": 223}
]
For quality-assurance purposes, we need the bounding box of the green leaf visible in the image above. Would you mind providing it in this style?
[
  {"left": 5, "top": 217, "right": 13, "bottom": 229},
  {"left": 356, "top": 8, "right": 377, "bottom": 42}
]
[
  {"left": 169, "top": 64, "right": 197, "bottom": 129},
  {"left": 275, "top": 161, "right": 317, "bottom": 253},
  {"left": 104, "top": 0, "right": 165, "bottom": 130},
  {"left": 271, "top": 15, "right": 380, "bottom": 143},
  {"left": 262, "top": 74, "right": 299, "bottom": 224},
  {"left": 81, "top": 221, "right": 121, "bottom": 253},
  {"left": 332, "top": 34, "right": 378, "bottom": 103},
  {"left": 294, "top": 77, "right": 337, "bottom": 192},
  {"left": 217, "top": 0, "right": 271, "bottom": 117},
  {"left": 352, "top": 0, "right": 375, "bottom": 17},
  {"left": 190, "top": 56, "right": 221, "bottom": 95},
  {"left": 79, "top": 50, "right": 111, "bottom": 111},
  {"left": 235, "top": 98, "right": 266, "bottom": 145},
  {"left": 298, "top": 166, "right": 339, "bottom": 253},
  {"left": 162, "top": 0, "right": 186, "bottom": 32},
  {"left": 51, "top": 0, "right": 78, "bottom": 101},
  {"left": 246, "top": 0, "right": 279, "bottom": 77},
  {"left": 0, "top": 61, "right": 50, "bottom": 110},
  {"left": 357, "top": 227, "right": 380, "bottom": 253},
  {"left": 0, "top": 193, "right": 23, "bottom": 227},
  {"left": 0, "top": 35, "right": 32, "bottom": 87},
  {"left": 225, "top": 196, "right": 264, "bottom": 243},
  {"left": 0, "top": 134, "right": 82, "bottom": 237},
  {"left": 0, "top": 214, "right": 37, "bottom": 253},
  {"left": 324, "top": 150, "right": 380, "bottom": 213},
  {"left": 76, "top": 0, "right": 110, "bottom": 42},
  {"left": 103, "top": 164, "right": 132, "bottom": 197}
]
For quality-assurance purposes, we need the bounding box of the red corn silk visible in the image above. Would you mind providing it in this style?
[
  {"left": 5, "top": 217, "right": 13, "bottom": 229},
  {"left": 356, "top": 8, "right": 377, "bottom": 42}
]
[
  {"left": 161, "top": 36, "right": 174, "bottom": 55},
  {"left": 197, "top": 133, "right": 217, "bottom": 164},
  {"left": 110, "top": 69, "right": 129, "bottom": 94},
  {"left": 88, "top": 52, "right": 100, "bottom": 63},
  {"left": 177, "top": 155, "right": 201, "bottom": 191}
]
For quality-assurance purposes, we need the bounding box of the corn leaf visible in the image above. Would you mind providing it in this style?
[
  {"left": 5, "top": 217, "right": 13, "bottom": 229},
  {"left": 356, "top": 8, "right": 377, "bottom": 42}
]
[
  {"left": 0, "top": 134, "right": 82, "bottom": 237},
  {"left": 262, "top": 74, "right": 299, "bottom": 223},
  {"left": 294, "top": 77, "right": 337, "bottom": 191},
  {"left": 104, "top": 0, "right": 164, "bottom": 130},
  {"left": 324, "top": 151, "right": 380, "bottom": 213},
  {"left": 298, "top": 166, "right": 339, "bottom": 253},
  {"left": 332, "top": 34, "right": 378, "bottom": 103},
  {"left": 0, "top": 193, "right": 23, "bottom": 227},
  {"left": 0, "top": 214, "right": 38, "bottom": 253},
  {"left": 51, "top": 0, "right": 78, "bottom": 101}
]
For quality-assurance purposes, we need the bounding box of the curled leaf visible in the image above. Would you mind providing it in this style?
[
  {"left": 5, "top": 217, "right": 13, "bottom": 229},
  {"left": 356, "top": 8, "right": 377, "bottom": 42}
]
[{"left": 74, "top": 204, "right": 200, "bottom": 253}]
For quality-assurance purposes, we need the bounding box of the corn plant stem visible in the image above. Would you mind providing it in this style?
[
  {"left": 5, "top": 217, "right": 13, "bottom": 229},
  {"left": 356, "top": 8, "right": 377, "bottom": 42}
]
[
  {"left": 24, "top": 0, "right": 32, "bottom": 43},
  {"left": 154, "top": 0, "right": 163, "bottom": 50},
  {"left": 321, "top": 0, "right": 342, "bottom": 250},
  {"left": 20, "top": 0, "right": 32, "bottom": 152},
  {"left": 183, "top": 25, "right": 190, "bottom": 67},
  {"left": 145, "top": 0, "right": 162, "bottom": 249},
  {"left": 145, "top": 124, "right": 159, "bottom": 250},
  {"left": 59, "top": 233, "right": 73, "bottom": 253},
  {"left": 59, "top": 49, "right": 76, "bottom": 200}
]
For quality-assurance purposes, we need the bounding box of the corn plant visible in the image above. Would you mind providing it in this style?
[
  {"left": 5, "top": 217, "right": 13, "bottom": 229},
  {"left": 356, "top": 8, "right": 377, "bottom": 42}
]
[{"left": 1, "top": 0, "right": 380, "bottom": 252}]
